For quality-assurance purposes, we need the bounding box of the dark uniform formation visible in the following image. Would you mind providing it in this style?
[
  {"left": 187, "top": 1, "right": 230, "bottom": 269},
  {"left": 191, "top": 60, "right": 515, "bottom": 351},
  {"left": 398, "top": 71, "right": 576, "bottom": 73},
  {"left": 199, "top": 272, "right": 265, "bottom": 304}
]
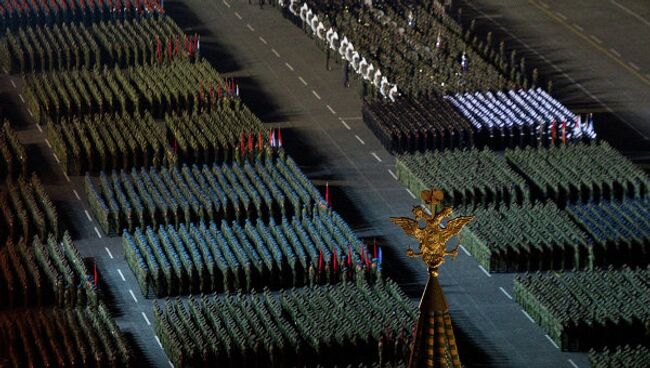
[
  {"left": 590, "top": 344, "right": 650, "bottom": 368},
  {"left": 514, "top": 266, "right": 650, "bottom": 351},
  {"left": 153, "top": 279, "right": 416, "bottom": 367}
]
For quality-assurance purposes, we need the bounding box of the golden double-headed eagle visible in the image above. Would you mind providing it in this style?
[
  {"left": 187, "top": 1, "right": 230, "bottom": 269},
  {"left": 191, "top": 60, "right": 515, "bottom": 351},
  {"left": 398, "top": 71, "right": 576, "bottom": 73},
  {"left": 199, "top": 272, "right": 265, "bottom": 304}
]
[{"left": 390, "top": 189, "right": 473, "bottom": 277}]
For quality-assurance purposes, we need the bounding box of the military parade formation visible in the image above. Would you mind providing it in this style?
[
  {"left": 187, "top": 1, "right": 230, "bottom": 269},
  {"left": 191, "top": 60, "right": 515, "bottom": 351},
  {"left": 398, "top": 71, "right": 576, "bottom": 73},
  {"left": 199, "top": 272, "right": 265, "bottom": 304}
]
[{"left": 0, "top": 0, "right": 648, "bottom": 366}]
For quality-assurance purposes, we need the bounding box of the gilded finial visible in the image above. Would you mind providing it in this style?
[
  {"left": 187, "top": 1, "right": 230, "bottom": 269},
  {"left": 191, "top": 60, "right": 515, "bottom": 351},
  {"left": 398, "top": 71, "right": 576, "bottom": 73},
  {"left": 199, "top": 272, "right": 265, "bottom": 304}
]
[{"left": 390, "top": 189, "right": 473, "bottom": 277}]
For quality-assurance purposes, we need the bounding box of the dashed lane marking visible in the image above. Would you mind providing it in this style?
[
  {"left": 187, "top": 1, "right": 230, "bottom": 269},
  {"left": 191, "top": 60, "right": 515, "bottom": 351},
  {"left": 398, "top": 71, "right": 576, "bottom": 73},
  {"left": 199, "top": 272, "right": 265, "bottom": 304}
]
[
  {"left": 521, "top": 309, "right": 535, "bottom": 323},
  {"left": 539, "top": 1, "right": 549, "bottom": 8},
  {"left": 590, "top": 35, "right": 603, "bottom": 44},
  {"left": 460, "top": 244, "right": 470, "bottom": 256},
  {"left": 478, "top": 265, "right": 491, "bottom": 277},
  {"left": 311, "top": 90, "right": 321, "bottom": 99},
  {"left": 63, "top": 172, "right": 71, "bottom": 183},
  {"left": 246, "top": 23, "right": 255, "bottom": 32},
  {"left": 388, "top": 169, "right": 398, "bottom": 180},
  {"left": 573, "top": 23, "right": 584, "bottom": 31},
  {"left": 568, "top": 359, "right": 579, "bottom": 368},
  {"left": 545, "top": 335, "right": 560, "bottom": 349},
  {"left": 10, "top": 79, "right": 16, "bottom": 88},
  {"left": 129, "top": 289, "right": 139, "bottom": 303},
  {"left": 271, "top": 48, "right": 280, "bottom": 57},
  {"left": 223, "top": 0, "right": 230, "bottom": 8},
  {"left": 555, "top": 11, "right": 568, "bottom": 20},
  {"left": 259, "top": 36, "right": 267, "bottom": 44},
  {"left": 3, "top": 67, "right": 8, "bottom": 74},
  {"left": 405, "top": 188, "right": 416, "bottom": 199},
  {"left": 142, "top": 312, "right": 151, "bottom": 326},
  {"left": 19, "top": 94, "right": 25, "bottom": 103},
  {"left": 105, "top": 247, "right": 113, "bottom": 259},
  {"left": 85, "top": 210, "right": 93, "bottom": 222},
  {"left": 326, "top": 105, "right": 336, "bottom": 115},
  {"left": 610, "top": 48, "right": 621, "bottom": 57},
  {"left": 52, "top": 153, "right": 60, "bottom": 164},
  {"left": 155, "top": 336, "right": 163, "bottom": 349},
  {"left": 44, "top": 139, "right": 52, "bottom": 148},
  {"left": 285, "top": 62, "right": 294, "bottom": 71},
  {"left": 117, "top": 269, "right": 126, "bottom": 281},
  {"left": 629, "top": 62, "right": 640, "bottom": 71},
  {"left": 73, "top": 190, "right": 81, "bottom": 200},
  {"left": 169, "top": 361, "right": 174, "bottom": 368},
  {"left": 339, "top": 119, "right": 351, "bottom": 130},
  {"left": 354, "top": 135, "right": 365, "bottom": 145},
  {"left": 499, "top": 287, "right": 513, "bottom": 300},
  {"left": 95, "top": 227, "right": 103, "bottom": 239},
  {"left": 35, "top": 122, "right": 41, "bottom": 131},
  {"left": 298, "top": 76, "right": 308, "bottom": 85},
  {"left": 371, "top": 152, "right": 382, "bottom": 162},
  {"left": 234, "top": 12, "right": 242, "bottom": 20}
]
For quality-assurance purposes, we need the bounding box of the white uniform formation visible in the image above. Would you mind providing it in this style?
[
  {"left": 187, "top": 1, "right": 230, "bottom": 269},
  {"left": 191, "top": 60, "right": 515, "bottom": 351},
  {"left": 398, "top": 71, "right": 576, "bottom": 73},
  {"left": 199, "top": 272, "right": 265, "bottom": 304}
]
[
  {"left": 445, "top": 88, "right": 597, "bottom": 140},
  {"left": 288, "top": 0, "right": 399, "bottom": 101}
]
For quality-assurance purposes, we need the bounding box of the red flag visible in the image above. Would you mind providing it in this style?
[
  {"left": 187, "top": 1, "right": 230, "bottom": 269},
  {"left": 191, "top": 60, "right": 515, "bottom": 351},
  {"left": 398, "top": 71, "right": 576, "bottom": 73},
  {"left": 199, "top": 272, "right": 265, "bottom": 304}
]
[
  {"left": 217, "top": 84, "right": 222, "bottom": 98},
  {"left": 318, "top": 249, "right": 323, "bottom": 273},
  {"left": 277, "top": 128, "right": 283, "bottom": 147},
  {"left": 199, "top": 82, "right": 204, "bottom": 101},
  {"left": 167, "top": 38, "right": 173, "bottom": 62},
  {"left": 156, "top": 36, "right": 162, "bottom": 64},
  {"left": 360, "top": 247, "right": 366, "bottom": 265},
  {"left": 93, "top": 261, "right": 98, "bottom": 286},
  {"left": 333, "top": 249, "right": 338, "bottom": 273},
  {"left": 184, "top": 34, "right": 188, "bottom": 52},
  {"left": 373, "top": 239, "right": 378, "bottom": 260},
  {"left": 269, "top": 129, "right": 275, "bottom": 147},
  {"left": 240, "top": 132, "right": 246, "bottom": 154},
  {"left": 561, "top": 120, "right": 567, "bottom": 144},
  {"left": 175, "top": 36, "right": 179, "bottom": 56},
  {"left": 247, "top": 132, "right": 253, "bottom": 152},
  {"left": 325, "top": 181, "right": 330, "bottom": 206},
  {"left": 257, "top": 131, "right": 263, "bottom": 151},
  {"left": 551, "top": 120, "right": 557, "bottom": 144}
]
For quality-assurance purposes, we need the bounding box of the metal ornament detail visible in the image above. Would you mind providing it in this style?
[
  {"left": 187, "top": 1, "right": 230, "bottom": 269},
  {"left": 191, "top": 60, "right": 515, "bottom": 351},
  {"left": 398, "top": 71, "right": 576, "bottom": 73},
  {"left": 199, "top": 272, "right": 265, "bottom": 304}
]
[{"left": 390, "top": 189, "right": 473, "bottom": 277}]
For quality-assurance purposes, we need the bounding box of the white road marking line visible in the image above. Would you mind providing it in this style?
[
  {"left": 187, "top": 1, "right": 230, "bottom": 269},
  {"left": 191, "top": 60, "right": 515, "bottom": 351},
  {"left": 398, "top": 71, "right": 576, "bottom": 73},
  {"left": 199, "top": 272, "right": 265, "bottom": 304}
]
[
  {"left": 568, "top": 359, "right": 579, "bottom": 368},
  {"left": 117, "top": 269, "right": 126, "bottom": 281},
  {"left": 271, "top": 48, "right": 280, "bottom": 57},
  {"left": 73, "top": 190, "right": 81, "bottom": 200},
  {"left": 222, "top": 0, "right": 230, "bottom": 8},
  {"left": 521, "top": 309, "right": 535, "bottom": 323},
  {"left": 44, "top": 139, "right": 52, "bottom": 148},
  {"left": 370, "top": 152, "right": 382, "bottom": 162},
  {"left": 326, "top": 105, "right": 336, "bottom": 115},
  {"left": 460, "top": 244, "right": 470, "bottom": 256},
  {"left": 105, "top": 247, "right": 113, "bottom": 259},
  {"left": 258, "top": 36, "right": 267, "bottom": 44},
  {"left": 85, "top": 210, "right": 93, "bottom": 222},
  {"left": 590, "top": 34, "right": 603, "bottom": 44},
  {"left": 155, "top": 335, "right": 164, "bottom": 349},
  {"left": 545, "top": 335, "right": 560, "bottom": 349},
  {"left": 3, "top": 67, "right": 8, "bottom": 74},
  {"left": 298, "top": 76, "right": 307, "bottom": 85},
  {"left": 610, "top": 48, "right": 621, "bottom": 57},
  {"left": 311, "top": 90, "right": 321, "bottom": 100},
  {"left": 339, "top": 119, "right": 351, "bottom": 130},
  {"left": 478, "top": 265, "right": 491, "bottom": 277},
  {"left": 610, "top": 0, "right": 650, "bottom": 27},
  {"left": 52, "top": 153, "right": 60, "bottom": 163},
  {"left": 354, "top": 135, "right": 365, "bottom": 144},
  {"left": 129, "top": 289, "right": 138, "bottom": 303},
  {"left": 555, "top": 11, "right": 568, "bottom": 20},
  {"left": 539, "top": 1, "right": 549, "bottom": 8},
  {"left": 63, "top": 172, "right": 71, "bottom": 183},
  {"left": 35, "top": 122, "right": 41, "bottom": 132},
  {"left": 499, "top": 287, "right": 513, "bottom": 300},
  {"left": 142, "top": 312, "right": 151, "bottom": 326},
  {"left": 646, "top": 73, "right": 650, "bottom": 80},
  {"left": 405, "top": 188, "right": 416, "bottom": 199},
  {"left": 285, "top": 62, "right": 294, "bottom": 71},
  {"left": 19, "top": 94, "right": 25, "bottom": 103},
  {"left": 246, "top": 23, "right": 255, "bottom": 32},
  {"left": 169, "top": 361, "right": 174, "bottom": 368},
  {"left": 95, "top": 227, "right": 103, "bottom": 239},
  {"left": 234, "top": 12, "right": 242, "bottom": 20},
  {"left": 387, "top": 169, "right": 398, "bottom": 180},
  {"left": 10, "top": 79, "right": 16, "bottom": 88},
  {"left": 573, "top": 23, "right": 584, "bottom": 31},
  {"left": 629, "top": 62, "right": 640, "bottom": 71}
]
